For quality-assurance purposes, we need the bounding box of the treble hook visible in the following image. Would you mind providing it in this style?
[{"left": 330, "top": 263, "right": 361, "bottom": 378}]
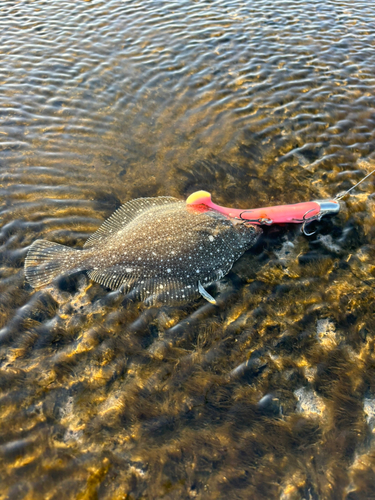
[
  {"left": 301, "top": 208, "right": 318, "bottom": 236},
  {"left": 302, "top": 220, "right": 316, "bottom": 236}
]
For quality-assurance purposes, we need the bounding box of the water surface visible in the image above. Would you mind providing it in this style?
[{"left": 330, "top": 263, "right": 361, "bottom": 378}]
[{"left": 1, "top": 1, "right": 375, "bottom": 499}]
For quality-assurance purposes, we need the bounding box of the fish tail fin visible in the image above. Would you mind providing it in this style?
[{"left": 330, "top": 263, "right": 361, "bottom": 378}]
[{"left": 25, "top": 239, "right": 82, "bottom": 288}]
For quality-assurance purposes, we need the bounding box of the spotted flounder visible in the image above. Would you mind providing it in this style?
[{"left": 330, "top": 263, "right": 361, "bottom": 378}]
[{"left": 25, "top": 197, "right": 261, "bottom": 304}]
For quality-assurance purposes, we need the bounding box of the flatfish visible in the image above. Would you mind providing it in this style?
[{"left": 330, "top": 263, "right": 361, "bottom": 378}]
[{"left": 25, "top": 196, "right": 261, "bottom": 305}]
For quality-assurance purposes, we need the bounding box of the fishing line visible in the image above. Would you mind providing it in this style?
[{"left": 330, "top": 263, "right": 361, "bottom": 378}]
[{"left": 334, "top": 169, "right": 375, "bottom": 201}]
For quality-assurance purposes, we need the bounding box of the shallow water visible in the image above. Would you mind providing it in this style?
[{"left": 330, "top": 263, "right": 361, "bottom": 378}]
[{"left": 1, "top": 0, "right": 375, "bottom": 498}]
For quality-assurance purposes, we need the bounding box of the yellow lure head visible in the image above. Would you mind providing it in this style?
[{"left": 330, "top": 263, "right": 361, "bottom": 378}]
[{"left": 186, "top": 190, "right": 212, "bottom": 206}]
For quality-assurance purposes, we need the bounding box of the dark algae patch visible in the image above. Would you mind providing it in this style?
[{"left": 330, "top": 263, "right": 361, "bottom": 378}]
[{"left": 2, "top": 0, "right": 375, "bottom": 498}]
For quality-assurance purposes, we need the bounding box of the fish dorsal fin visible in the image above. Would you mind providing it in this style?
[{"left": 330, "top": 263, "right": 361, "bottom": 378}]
[{"left": 84, "top": 196, "right": 179, "bottom": 249}]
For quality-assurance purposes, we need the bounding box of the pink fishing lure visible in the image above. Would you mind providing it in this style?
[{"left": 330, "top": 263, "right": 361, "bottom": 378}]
[
  {"left": 186, "top": 191, "right": 339, "bottom": 235},
  {"left": 186, "top": 169, "right": 375, "bottom": 235}
]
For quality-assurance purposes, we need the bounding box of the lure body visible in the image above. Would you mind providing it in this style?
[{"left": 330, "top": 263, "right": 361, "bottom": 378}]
[{"left": 186, "top": 191, "right": 340, "bottom": 230}]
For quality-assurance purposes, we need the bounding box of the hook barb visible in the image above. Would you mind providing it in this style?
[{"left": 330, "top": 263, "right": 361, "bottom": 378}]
[{"left": 301, "top": 220, "right": 317, "bottom": 236}]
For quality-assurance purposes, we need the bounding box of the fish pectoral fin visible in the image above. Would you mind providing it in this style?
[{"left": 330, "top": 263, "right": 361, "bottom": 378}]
[{"left": 198, "top": 281, "right": 217, "bottom": 305}]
